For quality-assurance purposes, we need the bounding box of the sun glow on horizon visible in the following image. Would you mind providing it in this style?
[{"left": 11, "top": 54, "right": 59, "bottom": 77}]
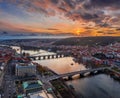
[{"left": 0, "top": 0, "right": 120, "bottom": 36}]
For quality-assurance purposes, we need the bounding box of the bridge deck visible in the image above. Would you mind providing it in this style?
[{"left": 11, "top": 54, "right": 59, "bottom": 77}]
[
  {"left": 60, "top": 67, "right": 109, "bottom": 78},
  {"left": 46, "top": 67, "right": 110, "bottom": 81}
]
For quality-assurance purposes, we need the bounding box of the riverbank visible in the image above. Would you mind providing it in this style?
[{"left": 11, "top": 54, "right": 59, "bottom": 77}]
[
  {"left": 50, "top": 67, "right": 120, "bottom": 98},
  {"left": 50, "top": 79, "right": 76, "bottom": 98}
]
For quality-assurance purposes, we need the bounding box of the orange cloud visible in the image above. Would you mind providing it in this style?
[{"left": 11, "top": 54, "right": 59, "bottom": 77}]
[{"left": 0, "top": 0, "right": 120, "bottom": 36}]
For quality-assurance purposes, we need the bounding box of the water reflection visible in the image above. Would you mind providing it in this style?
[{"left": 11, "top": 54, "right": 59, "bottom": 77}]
[
  {"left": 34, "top": 57, "right": 86, "bottom": 74},
  {"left": 66, "top": 74, "right": 120, "bottom": 98}
]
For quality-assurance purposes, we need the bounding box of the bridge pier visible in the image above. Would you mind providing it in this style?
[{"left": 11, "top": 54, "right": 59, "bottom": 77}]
[
  {"left": 90, "top": 71, "right": 98, "bottom": 75},
  {"left": 33, "top": 57, "right": 36, "bottom": 60},
  {"left": 58, "top": 68, "right": 109, "bottom": 81},
  {"left": 51, "top": 55, "right": 54, "bottom": 59},
  {"left": 59, "top": 54, "right": 64, "bottom": 58},
  {"left": 80, "top": 73, "right": 84, "bottom": 78},
  {"left": 96, "top": 70, "right": 102, "bottom": 74},
  {"left": 90, "top": 71, "right": 94, "bottom": 75},
  {"left": 48, "top": 55, "right": 50, "bottom": 59},
  {"left": 56, "top": 55, "right": 60, "bottom": 58},
  {"left": 38, "top": 56, "right": 41, "bottom": 60},
  {"left": 43, "top": 56, "right": 46, "bottom": 60},
  {"left": 100, "top": 69, "right": 106, "bottom": 73},
  {"left": 56, "top": 55, "right": 58, "bottom": 58},
  {"left": 68, "top": 76, "right": 73, "bottom": 80}
]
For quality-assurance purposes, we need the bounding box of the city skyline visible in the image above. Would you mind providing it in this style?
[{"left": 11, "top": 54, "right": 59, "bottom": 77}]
[{"left": 0, "top": 0, "right": 120, "bottom": 36}]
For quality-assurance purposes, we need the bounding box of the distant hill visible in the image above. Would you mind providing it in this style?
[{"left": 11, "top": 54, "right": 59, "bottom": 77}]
[{"left": 53, "top": 36, "right": 120, "bottom": 46}]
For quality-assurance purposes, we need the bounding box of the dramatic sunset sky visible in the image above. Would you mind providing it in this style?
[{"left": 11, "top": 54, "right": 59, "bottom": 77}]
[{"left": 0, "top": 0, "right": 120, "bottom": 36}]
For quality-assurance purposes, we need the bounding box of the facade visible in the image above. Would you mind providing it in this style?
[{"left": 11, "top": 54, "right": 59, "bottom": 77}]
[{"left": 15, "top": 63, "right": 36, "bottom": 77}]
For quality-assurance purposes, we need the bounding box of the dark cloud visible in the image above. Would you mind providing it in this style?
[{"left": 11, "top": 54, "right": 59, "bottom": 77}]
[
  {"left": 83, "top": 0, "right": 120, "bottom": 9},
  {"left": 81, "top": 13, "right": 99, "bottom": 20},
  {"left": 0, "top": 0, "right": 120, "bottom": 28},
  {"left": 84, "top": 27, "right": 93, "bottom": 29},
  {"left": 90, "top": 0, "right": 120, "bottom": 8},
  {"left": 97, "top": 31, "right": 104, "bottom": 34},
  {"left": 58, "top": 6, "right": 68, "bottom": 12},
  {"left": 63, "top": 0, "right": 76, "bottom": 9},
  {"left": 105, "top": 32, "right": 117, "bottom": 34},
  {"left": 97, "top": 31, "right": 119, "bottom": 35},
  {"left": 99, "top": 23, "right": 110, "bottom": 27}
]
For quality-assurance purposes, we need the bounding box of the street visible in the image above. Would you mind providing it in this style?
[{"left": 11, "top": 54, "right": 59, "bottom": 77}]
[{"left": 2, "top": 61, "right": 16, "bottom": 98}]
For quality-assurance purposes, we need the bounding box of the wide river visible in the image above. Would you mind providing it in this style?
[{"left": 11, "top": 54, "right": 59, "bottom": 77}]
[
  {"left": 66, "top": 74, "right": 120, "bottom": 98},
  {"left": 17, "top": 49, "right": 120, "bottom": 98}
]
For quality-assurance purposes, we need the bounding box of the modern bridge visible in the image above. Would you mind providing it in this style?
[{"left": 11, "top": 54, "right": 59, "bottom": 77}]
[{"left": 47, "top": 67, "right": 110, "bottom": 81}]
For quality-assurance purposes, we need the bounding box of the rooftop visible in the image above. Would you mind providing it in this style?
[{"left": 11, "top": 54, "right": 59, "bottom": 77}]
[
  {"left": 22, "top": 80, "right": 43, "bottom": 90},
  {"left": 16, "top": 62, "right": 35, "bottom": 67}
]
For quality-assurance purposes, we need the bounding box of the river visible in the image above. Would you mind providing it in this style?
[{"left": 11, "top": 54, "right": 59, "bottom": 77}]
[
  {"left": 34, "top": 57, "right": 86, "bottom": 74},
  {"left": 0, "top": 35, "right": 73, "bottom": 40},
  {"left": 66, "top": 74, "right": 120, "bottom": 98},
  {"left": 14, "top": 48, "right": 120, "bottom": 98}
]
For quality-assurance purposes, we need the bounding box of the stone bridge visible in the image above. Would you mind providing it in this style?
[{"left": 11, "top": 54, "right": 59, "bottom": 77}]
[{"left": 29, "top": 54, "right": 69, "bottom": 60}]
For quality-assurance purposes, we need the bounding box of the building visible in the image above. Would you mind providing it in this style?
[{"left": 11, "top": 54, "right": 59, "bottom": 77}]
[
  {"left": 15, "top": 63, "right": 36, "bottom": 77},
  {"left": 114, "top": 60, "right": 120, "bottom": 66},
  {"left": 17, "top": 80, "right": 53, "bottom": 98},
  {"left": 22, "top": 80, "right": 43, "bottom": 94}
]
